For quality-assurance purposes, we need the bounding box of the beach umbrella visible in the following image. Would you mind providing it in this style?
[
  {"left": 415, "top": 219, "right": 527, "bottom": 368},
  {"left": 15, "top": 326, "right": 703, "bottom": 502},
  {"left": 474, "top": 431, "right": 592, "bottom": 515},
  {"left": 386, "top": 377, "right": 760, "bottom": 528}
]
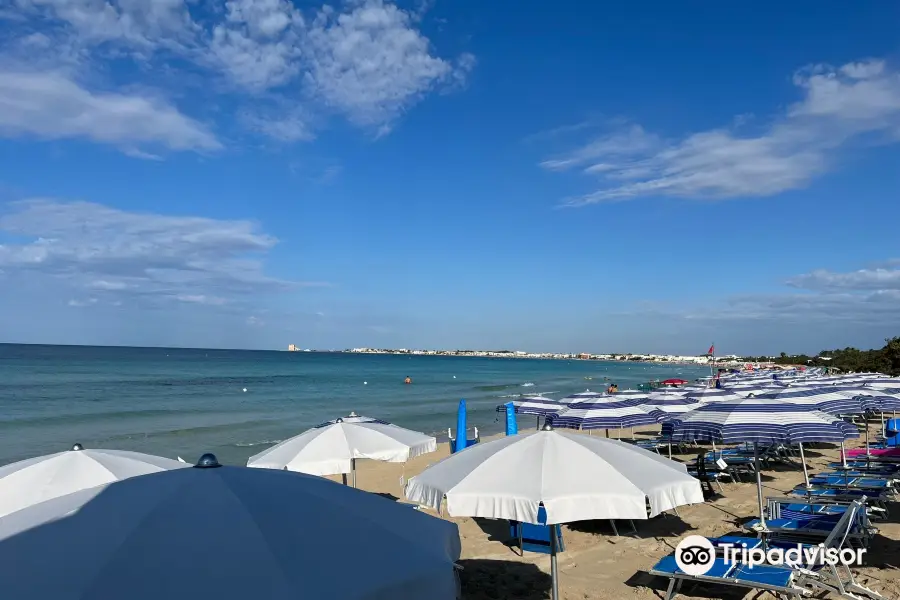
[
  {"left": 547, "top": 401, "right": 660, "bottom": 434},
  {"left": 246, "top": 414, "right": 436, "bottom": 487},
  {"left": 667, "top": 399, "right": 858, "bottom": 526},
  {"left": 559, "top": 390, "right": 608, "bottom": 403},
  {"left": 0, "top": 454, "right": 462, "bottom": 600},
  {"left": 638, "top": 390, "right": 697, "bottom": 405},
  {"left": 0, "top": 444, "right": 188, "bottom": 520},
  {"left": 862, "top": 378, "right": 900, "bottom": 389},
  {"left": 405, "top": 426, "right": 703, "bottom": 600},
  {"left": 683, "top": 388, "right": 745, "bottom": 403},
  {"left": 753, "top": 386, "right": 872, "bottom": 414},
  {"left": 494, "top": 396, "right": 567, "bottom": 429}
]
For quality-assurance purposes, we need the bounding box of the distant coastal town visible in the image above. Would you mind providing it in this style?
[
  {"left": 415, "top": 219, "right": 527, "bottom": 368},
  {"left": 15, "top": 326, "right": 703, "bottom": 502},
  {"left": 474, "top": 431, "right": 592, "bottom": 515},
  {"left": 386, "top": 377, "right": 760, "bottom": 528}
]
[{"left": 336, "top": 347, "right": 750, "bottom": 366}]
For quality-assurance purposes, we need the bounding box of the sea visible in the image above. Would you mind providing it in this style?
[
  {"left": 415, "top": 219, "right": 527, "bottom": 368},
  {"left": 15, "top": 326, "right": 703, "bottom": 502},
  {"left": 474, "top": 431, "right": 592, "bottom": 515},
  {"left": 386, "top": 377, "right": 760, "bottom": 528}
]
[{"left": 0, "top": 344, "right": 712, "bottom": 467}]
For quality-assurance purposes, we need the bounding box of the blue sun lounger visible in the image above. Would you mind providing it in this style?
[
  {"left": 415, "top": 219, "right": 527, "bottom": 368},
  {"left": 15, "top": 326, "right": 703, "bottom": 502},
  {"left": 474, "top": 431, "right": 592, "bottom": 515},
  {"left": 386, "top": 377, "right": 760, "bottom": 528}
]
[
  {"left": 807, "top": 475, "right": 894, "bottom": 490},
  {"left": 766, "top": 496, "right": 889, "bottom": 522},
  {"left": 649, "top": 554, "right": 810, "bottom": 599},
  {"left": 650, "top": 500, "right": 885, "bottom": 600}
]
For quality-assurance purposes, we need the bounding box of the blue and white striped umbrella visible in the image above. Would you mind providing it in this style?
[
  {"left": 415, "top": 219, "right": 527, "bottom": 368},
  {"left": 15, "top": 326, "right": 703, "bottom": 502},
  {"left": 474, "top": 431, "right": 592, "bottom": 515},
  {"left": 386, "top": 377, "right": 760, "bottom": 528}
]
[
  {"left": 752, "top": 387, "right": 871, "bottom": 415},
  {"left": 494, "top": 396, "right": 566, "bottom": 417},
  {"left": 683, "top": 388, "right": 744, "bottom": 403},
  {"left": 560, "top": 391, "right": 609, "bottom": 404},
  {"left": 547, "top": 401, "right": 660, "bottom": 431},
  {"left": 667, "top": 399, "right": 860, "bottom": 445},
  {"left": 632, "top": 392, "right": 698, "bottom": 406},
  {"left": 863, "top": 378, "right": 900, "bottom": 389},
  {"left": 726, "top": 382, "right": 784, "bottom": 396},
  {"left": 643, "top": 403, "right": 695, "bottom": 421},
  {"left": 857, "top": 387, "right": 900, "bottom": 413}
]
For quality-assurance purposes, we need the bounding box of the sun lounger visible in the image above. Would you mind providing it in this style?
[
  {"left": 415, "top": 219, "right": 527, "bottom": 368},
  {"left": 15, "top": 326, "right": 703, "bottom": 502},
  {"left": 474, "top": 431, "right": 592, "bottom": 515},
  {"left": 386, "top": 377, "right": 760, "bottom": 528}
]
[
  {"left": 650, "top": 500, "right": 884, "bottom": 600},
  {"left": 807, "top": 475, "right": 894, "bottom": 491},
  {"left": 766, "top": 496, "right": 888, "bottom": 522},
  {"left": 749, "top": 497, "right": 876, "bottom": 548},
  {"left": 649, "top": 554, "right": 811, "bottom": 599}
]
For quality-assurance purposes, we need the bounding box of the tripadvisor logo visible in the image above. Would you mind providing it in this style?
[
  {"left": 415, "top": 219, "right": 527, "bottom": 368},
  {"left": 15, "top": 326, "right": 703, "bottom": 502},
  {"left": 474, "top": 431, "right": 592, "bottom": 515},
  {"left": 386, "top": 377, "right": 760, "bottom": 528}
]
[{"left": 674, "top": 535, "right": 865, "bottom": 575}]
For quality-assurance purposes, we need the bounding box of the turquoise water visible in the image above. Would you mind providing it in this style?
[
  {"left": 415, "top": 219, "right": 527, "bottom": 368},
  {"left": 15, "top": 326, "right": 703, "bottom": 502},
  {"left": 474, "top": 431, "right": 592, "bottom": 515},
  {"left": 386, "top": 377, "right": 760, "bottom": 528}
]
[{"left": 0, "top": 344, "right": 712, "bottom": 466}]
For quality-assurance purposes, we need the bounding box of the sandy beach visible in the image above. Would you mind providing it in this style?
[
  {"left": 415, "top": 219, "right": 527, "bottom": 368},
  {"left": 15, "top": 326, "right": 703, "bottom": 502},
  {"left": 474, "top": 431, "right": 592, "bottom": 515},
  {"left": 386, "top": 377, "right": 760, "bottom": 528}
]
[{"left": 339, "top": 425, "right": 899, "bottom": 600}]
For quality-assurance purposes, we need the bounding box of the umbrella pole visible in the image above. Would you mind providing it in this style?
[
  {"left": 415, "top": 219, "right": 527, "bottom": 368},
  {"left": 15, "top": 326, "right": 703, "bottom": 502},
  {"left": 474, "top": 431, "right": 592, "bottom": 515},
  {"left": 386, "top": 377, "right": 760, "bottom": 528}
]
[
  {"left": 798, "top": 442, "right": 810, "bottom": 487},
  {"left": 864, "top": 415, "right": 870, "bottom": 456},
  {"left": 840, "top": 441, "right": 848, "bottom": 469},
  {"left": 351, "top": 458, "right": 357, "bottom": 488},
  {"left": 550, "top": 527, "right": 559, "bottom": 600},
  {"left": 668, "top": 443, "right": 672, "bottom": 459},
  {"left": 753, "top": 442, "right": 766, "bottom": 530}
]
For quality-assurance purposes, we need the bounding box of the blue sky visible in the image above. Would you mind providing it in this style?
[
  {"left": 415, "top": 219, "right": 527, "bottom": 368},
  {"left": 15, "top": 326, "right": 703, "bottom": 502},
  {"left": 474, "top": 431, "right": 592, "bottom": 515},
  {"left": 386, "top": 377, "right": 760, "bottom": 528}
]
[{"left": 0, "top": 1, "right": 899, "bottom": 355}]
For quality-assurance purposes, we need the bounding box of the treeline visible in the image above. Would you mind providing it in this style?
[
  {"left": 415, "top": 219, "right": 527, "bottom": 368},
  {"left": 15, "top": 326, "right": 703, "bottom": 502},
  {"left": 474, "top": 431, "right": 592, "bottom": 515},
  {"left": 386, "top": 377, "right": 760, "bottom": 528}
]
[{"left": 742, "top": 337, "right": 900, "bottom": 376}]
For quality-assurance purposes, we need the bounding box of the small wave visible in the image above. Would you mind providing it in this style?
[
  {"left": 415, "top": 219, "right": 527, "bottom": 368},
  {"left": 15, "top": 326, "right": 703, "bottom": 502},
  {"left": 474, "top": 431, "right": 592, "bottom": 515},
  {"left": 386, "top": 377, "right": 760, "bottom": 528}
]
[
  {"left": 234, "top": 439, "right": 283, "bottom": 448},
  {"left": 473, "top": 383, "right": 518, "bottom": 392},
  {"left": 498, "top": 390, "right": 559, "bottom": 398},
  {"left": 521, "top": 382, "right": 535, "bottom": 387}
]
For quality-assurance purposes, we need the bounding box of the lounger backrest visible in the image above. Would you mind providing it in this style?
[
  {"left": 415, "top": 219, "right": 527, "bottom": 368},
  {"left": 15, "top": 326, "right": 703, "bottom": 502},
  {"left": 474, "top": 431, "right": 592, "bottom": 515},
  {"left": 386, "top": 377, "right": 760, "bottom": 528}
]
[{"left": 821, "top": 497, "right": 865, "bottom": 550}]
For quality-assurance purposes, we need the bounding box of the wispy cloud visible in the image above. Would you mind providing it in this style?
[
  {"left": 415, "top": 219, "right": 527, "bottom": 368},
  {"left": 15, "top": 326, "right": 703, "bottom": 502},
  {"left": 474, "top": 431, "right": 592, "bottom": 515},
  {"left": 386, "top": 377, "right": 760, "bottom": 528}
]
[
  {"left": 4, "top": 0, "right": 473, "bottom": 147},
  {"left": 0, "top": 71, "right": 222, "bottom": 154},
  {"left": 541, "top": 59, "right": 900, "bottom": 206},
  {"left": 0, "top": 199, "right": 327, "bottom": 306},
  {"left": 677, "top": 261, "right": 900, "bottom": 328},
  {"left": 787, "top": 263, "right": 900, "bottom": 291}
]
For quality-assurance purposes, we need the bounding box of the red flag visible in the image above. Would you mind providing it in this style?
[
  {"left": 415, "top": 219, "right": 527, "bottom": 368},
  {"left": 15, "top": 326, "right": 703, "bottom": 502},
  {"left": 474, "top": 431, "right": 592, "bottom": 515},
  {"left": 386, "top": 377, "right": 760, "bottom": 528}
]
[{"left": 707, "top": 344, "right": 715, "bottom": 356}]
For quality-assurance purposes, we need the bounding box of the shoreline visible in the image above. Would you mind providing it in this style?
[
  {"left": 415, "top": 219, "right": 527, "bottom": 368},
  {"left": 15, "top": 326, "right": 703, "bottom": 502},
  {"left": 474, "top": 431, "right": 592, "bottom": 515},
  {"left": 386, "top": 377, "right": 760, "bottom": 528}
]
[{"left": 340, "top": 349, "right": 743, "bottom": 368}]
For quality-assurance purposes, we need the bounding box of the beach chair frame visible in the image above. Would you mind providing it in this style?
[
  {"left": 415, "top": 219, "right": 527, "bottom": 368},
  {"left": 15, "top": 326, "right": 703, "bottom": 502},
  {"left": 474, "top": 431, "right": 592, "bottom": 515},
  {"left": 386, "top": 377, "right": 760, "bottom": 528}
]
[{"left": 649, "top": 557, "right": 812, "bottom": 600}]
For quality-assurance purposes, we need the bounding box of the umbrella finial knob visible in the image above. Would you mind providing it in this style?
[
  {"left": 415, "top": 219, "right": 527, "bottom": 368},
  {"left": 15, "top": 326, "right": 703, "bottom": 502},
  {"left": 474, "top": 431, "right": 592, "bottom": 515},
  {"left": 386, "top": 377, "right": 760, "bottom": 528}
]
[
  {"left": 71, "top": 443, "right": 84, "bottom": 451},
  {"left": 542, "top": 423, "right": 554, "bottom": 432},
  {"left": 335, "top": 417, "right": 344, "bottom": 423},
  {"left": 194, "top": 453, "right": 221, "bottom": 468}
]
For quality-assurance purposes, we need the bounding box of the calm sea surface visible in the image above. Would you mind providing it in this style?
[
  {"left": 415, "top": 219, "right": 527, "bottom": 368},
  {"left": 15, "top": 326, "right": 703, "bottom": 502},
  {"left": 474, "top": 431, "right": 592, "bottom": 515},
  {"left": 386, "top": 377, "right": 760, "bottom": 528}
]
[{"left": 0, "top": 344, "right": 711, "bottom": 466}]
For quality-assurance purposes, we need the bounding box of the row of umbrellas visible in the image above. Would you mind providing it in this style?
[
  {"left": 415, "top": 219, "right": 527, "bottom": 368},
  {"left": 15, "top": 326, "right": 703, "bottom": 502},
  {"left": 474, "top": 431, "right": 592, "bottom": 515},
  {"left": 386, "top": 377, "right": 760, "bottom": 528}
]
[
  {"left": 0, "top": 409, "right": 710, "bottom": 600},
  {"left": 0, "top": 369, "right": 896, "bottom": 600}
]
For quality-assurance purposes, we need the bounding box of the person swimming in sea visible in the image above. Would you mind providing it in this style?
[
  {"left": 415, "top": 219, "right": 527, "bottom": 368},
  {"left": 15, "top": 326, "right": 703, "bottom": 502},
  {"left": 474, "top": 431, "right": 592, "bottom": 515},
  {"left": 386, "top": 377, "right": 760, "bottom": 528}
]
[{"left": 404, "top": 376, "right": 412, "bottom": 384}]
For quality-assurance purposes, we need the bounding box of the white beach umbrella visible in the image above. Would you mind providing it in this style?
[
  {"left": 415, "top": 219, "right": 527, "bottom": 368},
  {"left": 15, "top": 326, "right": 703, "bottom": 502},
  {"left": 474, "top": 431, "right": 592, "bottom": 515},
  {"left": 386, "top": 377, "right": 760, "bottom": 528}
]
[
  {"left": 0, "top": 444, "right": 188, "bottom": 519},
  {"left": 405, "top": 426, "right": 702, "bottom": 600},
  {"left": 0, "top": 454, "right": 462, "bottom": 600},
  {"left": 247, "top": 414, "right": 436, "bottom": 487}
]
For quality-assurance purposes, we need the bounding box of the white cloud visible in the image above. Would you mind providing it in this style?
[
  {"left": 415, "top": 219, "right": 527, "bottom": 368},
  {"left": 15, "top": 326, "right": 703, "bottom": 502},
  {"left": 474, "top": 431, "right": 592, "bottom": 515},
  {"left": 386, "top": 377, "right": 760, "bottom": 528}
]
[
  {"left": 239, "top": 106, "right": 314, "bottom": 142},
  {"left": 302, "top": 0, "right": 469, "bottom": 127},
  {"left": 541, "top": 58, "right": 900, "bottom": 205},
  {"left": 67, "top": 297, "right": 97, "bottom": 307},
  {"left": 14, "top": 0, "right": 195, "bottom": 48},
  {"left": 674, "top": 261, "right": 900, "bottom": 328},
  {"left": 0, "top": 199, "right": 322, "bottom": 305},
  {"left": 208, "top": 0, "right": 303, "bottom": 91},
  {"left": 0, "top": 70, "right": 221, "bottom": 153},
  {"left": 5, "top": 0, "right": 472, "bottom": 141},
  {"left": 787, "top": 264, "right": 900, "bottom": 291}
]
